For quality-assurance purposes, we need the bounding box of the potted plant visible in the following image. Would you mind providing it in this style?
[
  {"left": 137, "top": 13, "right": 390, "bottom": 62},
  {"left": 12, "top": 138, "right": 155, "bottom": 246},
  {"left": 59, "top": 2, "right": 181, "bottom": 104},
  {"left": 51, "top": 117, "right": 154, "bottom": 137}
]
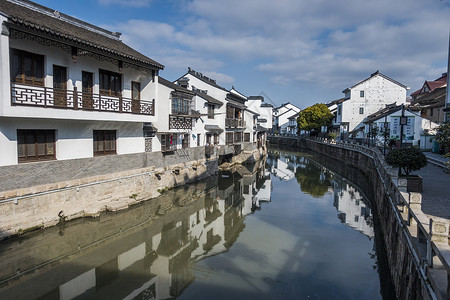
[{"left": 385, "top": 147, "right": 427, "bottom": 192}]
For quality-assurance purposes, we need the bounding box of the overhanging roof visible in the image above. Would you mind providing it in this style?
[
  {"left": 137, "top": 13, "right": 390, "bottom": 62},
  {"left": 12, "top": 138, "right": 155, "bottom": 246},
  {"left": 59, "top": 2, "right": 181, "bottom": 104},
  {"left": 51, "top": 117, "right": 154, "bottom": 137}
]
[
  {"left": 0, "top": 0, "right": 164, "bottom": 70},
  {"left": 193, "top": 90, "right": 223, "bottom": 107},
  {"left": 159, "top": 77, "right": 195, "bottom": 96},
  {"left": 227, "top": 99, "right": 246, "bottom": 109},
  {"left": 255, "top": 125, "right": 268, "bottom": 132},
  {"left": 204, "top": 124, "right": 224, "bottom": 133}
]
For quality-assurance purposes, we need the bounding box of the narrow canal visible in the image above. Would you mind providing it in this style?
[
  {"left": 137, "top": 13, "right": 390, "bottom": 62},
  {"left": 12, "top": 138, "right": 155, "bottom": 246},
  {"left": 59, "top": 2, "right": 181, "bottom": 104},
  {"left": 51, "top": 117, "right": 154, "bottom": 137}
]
[{"left": 0, "top": 148, "right": 395, "bottom": 300}]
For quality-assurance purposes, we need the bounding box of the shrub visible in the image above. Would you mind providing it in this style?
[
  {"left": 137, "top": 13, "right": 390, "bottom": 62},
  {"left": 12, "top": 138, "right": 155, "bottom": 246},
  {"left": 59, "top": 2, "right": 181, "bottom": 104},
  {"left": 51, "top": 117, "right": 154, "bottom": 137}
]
[
  {"left": 327, "top": 132, "right": 338, "bottom": 140},
  {"left": 385, "top": 147, "right": 427, "bottom": 176}
]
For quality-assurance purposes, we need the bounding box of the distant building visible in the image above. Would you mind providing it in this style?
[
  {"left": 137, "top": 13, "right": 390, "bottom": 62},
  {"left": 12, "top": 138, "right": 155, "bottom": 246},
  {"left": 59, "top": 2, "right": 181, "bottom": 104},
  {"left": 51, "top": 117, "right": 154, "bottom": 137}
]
[
  {"left": 411, "top": 86, "right": 446, "bottom": 124},
  {"left": 335, "top": 71, "right": 408, "bottom": 137},
  {"left": 410, "top": 73, "right": 447, "bottom": 124},
  {"left": 287, "top": 112, "right": 300, "bottom": 135},
  {"left": 410, "top": 73, "right": 447, "bottom": 102},
  {"left": 272, "top": 102, "right": 301, "bottom": 134},
  {"left": 363, "top": 103, "right": 438, "bottom": 149}
]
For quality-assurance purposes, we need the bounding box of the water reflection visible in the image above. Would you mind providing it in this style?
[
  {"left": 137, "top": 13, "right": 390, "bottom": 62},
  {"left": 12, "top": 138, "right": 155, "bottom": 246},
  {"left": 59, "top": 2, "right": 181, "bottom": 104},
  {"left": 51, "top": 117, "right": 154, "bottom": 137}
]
[
  {"left": 268, "top": 150, "right": 374, "bottom": 238},
  {"left": 0, "top": 151, "right": 392, "bottom": 299}
]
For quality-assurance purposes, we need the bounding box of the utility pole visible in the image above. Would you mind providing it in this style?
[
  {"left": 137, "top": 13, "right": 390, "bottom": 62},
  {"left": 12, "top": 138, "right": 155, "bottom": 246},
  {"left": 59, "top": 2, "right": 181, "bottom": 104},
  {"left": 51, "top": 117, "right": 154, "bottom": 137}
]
[
  {"left": 399, "top": 104, "right": 406, "bottom": 148},
  {"left": 383, "top": 115, "right": 388, "bottom": 155},
  {"left": 445, "top": 31, "right": 450, "bottom": 122}
]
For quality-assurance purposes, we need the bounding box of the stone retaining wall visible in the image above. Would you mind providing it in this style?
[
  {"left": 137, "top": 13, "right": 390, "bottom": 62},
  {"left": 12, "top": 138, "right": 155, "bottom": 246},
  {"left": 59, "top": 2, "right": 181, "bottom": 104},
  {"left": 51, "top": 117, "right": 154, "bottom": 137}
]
[
  {"left": 304, "top": 139, "right": 432, "bottom": 300},
  {"left": 268, "top": 135, "right": 448, "bottom": 300},
  {"left": 0, "top": 144, "right": 268, "bottom": 240},
  {"left": 0, "top": 146, "right": 219, "bottom": 240}
]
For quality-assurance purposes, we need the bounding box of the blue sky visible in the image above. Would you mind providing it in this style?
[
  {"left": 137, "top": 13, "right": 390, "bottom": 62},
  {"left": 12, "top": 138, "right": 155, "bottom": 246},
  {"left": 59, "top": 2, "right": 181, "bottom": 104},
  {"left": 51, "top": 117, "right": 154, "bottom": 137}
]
[{"left": 35, "top": 0, "right": 450, "bottom": 108}]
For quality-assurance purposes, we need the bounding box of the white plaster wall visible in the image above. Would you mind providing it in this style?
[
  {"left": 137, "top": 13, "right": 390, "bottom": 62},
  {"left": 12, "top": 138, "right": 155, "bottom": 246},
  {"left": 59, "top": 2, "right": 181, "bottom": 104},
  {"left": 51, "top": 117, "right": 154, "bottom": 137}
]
[
  {"left": 344, "top": 75, "right": 407, "bottom": 131},
  {"left": 0, "top": 118, "right": 144, "bottom": 166},
  {"left": 246, "top": 99, "right": 273, "bottom": 130},
  {"left": 191, "top": 95, "right": 207, "bottom": 146},
  {"left": 155, "top": 83, "right": 171, "bottom": 133},
  {"left": 2, "top": 38, "right": 157, "bottom": 123},
  {"left": 261, "top": 107, "right": 273, "bottom": 129},
  {"left": 0, "top": 16, "right": 9, "bottom": 116},
  {"left": 372, "top": 110, "right": 438, "bottom": 146},
  {"left": 183, "top": 74, "right": 228, "bottom": 145},
  {"left": 244, "top": 110, "right": 255, "bottom": 142},
  {"left": 279, "top": 111, "right": 297, "bottom": 133}
]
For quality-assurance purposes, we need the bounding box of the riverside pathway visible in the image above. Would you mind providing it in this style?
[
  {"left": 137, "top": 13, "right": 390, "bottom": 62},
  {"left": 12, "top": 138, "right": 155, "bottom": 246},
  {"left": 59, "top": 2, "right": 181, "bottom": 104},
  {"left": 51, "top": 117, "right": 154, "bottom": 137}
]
[{"left": 418, "top": 153, "right": 450, "bottom": 220}]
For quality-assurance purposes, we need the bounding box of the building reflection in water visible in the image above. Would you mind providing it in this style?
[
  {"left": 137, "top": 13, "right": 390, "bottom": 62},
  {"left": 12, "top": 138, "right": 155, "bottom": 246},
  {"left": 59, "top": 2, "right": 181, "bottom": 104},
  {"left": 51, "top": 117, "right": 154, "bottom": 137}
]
[
  {"left": 268, "top": 150, "right": 374, "bottom": 238},
  {"left": 0, "top": 160, "right": 272, "bottom": 300},
  {"left": 0, "top": 153, "right": 375, "bottom": 300}
]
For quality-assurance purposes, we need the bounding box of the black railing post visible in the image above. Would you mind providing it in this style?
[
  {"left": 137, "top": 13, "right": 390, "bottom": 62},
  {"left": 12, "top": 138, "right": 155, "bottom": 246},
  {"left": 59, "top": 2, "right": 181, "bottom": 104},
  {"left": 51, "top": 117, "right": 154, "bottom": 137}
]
[
  {"left": 119, "top": 94, "right": 123, "bottom": 113},
  {"left": 73, "top": 87, "right": 78, "bottom": 110}
]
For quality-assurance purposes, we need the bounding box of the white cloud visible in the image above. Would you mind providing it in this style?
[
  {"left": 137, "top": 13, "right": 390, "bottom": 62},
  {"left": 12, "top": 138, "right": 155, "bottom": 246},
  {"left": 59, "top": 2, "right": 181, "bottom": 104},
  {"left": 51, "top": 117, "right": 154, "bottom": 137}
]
[
  {"left": 105, "top": 0, "right": 450, "bottom": 105},
  {"left": 202, "top": 71, "right": 235, "bottom": 85}
]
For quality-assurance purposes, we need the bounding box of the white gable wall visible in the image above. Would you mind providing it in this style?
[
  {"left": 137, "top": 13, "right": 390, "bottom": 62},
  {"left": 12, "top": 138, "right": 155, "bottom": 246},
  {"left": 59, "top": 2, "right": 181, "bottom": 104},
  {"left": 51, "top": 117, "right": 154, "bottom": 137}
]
[
  {"left": 182, "top": 74, "right": 228, "bottom": 145},
  {"left": 344, "top": 75, "right": 407, "bottom": 132}
]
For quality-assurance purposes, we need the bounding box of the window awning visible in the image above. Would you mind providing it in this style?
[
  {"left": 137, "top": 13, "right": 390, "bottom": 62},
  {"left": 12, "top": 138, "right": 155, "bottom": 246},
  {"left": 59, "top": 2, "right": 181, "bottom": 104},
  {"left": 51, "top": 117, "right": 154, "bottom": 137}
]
[
  {"left": 143, "top": 123, "right": 158, "bottom": 131},
  {"left": 226, "top": 99, "right": 246, "bottom": 109},
  {"left": 205, "top": 125, "right": 224, "bottom": 133},
  {"left": 255, "top": 125, "right": 269, "bottom": 132}
]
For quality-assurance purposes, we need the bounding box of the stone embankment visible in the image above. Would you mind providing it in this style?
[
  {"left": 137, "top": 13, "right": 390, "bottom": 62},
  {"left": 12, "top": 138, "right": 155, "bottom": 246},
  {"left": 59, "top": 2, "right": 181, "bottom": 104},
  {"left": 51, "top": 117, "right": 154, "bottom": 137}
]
[
  {"left": 0, "top": 142, "right": 266, "bottom": 240},
  {"left": 269, "top": 135, "right": 450, "bottom": 300}
]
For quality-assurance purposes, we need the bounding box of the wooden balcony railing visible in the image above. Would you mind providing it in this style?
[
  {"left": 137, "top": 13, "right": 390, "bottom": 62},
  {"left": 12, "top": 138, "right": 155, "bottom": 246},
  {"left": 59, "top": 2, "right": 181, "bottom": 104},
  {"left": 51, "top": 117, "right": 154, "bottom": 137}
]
[
  {"left": 169, "top": 115, "right": 193, "bottom": 130},
  {"left": 11, "top": 84, "right": 155, "bottom": 115},
  {"left": 225, "top": 118, "right": 245, "bottom": 128}
]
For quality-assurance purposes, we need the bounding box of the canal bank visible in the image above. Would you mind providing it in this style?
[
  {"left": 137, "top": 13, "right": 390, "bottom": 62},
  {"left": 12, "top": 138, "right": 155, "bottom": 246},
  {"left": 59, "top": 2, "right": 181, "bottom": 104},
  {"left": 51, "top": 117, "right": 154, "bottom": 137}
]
[
  {"left": 269, "top": 135, "right": 450, "bottom": 300},
  {"left": 0, "top": 143, "right": 266, "bottom": 240},
  {"left": 0, "top": 149, "right": 389, "bottom": 299}
]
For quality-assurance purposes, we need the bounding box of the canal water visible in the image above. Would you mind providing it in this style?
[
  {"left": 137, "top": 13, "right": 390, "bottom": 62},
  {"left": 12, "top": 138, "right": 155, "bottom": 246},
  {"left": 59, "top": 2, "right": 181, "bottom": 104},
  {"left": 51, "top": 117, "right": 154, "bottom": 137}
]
[{"left": 0, "top": 148, "right": 395, "bottom": 300}]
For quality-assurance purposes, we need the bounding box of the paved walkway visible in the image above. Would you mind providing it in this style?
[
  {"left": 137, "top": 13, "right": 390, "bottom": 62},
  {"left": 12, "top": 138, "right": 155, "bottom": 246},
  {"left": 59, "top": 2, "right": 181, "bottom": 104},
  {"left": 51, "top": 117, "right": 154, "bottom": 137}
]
[{"left": 417, "top": 153, "right": 450, "bottom": 220}]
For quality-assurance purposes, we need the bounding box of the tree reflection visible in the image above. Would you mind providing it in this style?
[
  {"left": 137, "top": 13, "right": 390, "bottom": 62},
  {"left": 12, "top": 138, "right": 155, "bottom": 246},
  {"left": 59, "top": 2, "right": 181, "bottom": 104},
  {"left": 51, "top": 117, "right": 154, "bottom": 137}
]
[{"left": 295, "top": 157, "right": 333, "bottom": 197}]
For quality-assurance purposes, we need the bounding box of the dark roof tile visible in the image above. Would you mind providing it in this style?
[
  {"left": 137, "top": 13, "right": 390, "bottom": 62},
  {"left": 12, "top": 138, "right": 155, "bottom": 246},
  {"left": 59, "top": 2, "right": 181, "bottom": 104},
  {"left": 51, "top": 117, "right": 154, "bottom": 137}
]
[{"left": 0, "top": 0, "right": 163, "bottom": 69}]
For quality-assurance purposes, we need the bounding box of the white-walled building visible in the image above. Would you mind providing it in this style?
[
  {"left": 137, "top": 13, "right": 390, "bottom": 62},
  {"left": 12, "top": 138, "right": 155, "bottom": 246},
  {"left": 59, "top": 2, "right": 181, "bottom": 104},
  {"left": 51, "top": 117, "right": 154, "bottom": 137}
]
[
  {"left": 175, "top": 68, "right": 251, "bottom": 158},
  {"left": 272, "top": 102, "right": 301, "bottom": 134},
  {"left": 335, "top": 71, "right": 408, "bottom": 135},
  {"left": 175, "top": 69, "right": 229, "bottom": 146},
  {"left": 0, "top": 0, "right": 163, "bottom": 166},
  {"left": 191, "top": 89, "right": 224, "bottom": 146},
  {"left": 363, "top": 103, "right": 439, "bottom": 149},
  {"left": 287, "top": 112, "right": 299, "bottom": 135},
  {"left": 154, "top": 77, "right": 196, "bottom": 152},
  {"left": 247, "top": 96, "right": 273, "bottom": 131}
]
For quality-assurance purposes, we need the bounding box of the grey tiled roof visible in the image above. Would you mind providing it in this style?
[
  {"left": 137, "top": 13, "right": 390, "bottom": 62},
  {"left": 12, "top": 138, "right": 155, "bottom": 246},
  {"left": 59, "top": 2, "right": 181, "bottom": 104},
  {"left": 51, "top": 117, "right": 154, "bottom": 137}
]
[
  {"left": 192, "top": 90, "right": 223, "bottom": 107},
  {"left": 159, "top": 77, "right": 195, "bottom": 96},
  {"left": 1, "top": 0, "right": 164, "bottom": 70},
  {"left": 343, "top": 71, "right": 407, "bottom": 93},
  {"left": 180, "top": 68, "right": 229, "bottom": 92}
]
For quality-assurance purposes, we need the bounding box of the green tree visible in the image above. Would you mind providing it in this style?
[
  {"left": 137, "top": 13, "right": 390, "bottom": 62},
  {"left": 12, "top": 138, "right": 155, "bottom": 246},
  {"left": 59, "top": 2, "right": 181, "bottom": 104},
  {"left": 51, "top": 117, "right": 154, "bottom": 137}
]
[
  {"left": 435, "top": 122, "right": 450, "bottom": 149},
  {"left": 435, "top": 122, "right": 450, "bottom": 166},
  {"left": 297, "top": 103, "right": 334, "bottom": 132},
  {"left": 385, "top": 147, "right": 427, "bottom": 176}
]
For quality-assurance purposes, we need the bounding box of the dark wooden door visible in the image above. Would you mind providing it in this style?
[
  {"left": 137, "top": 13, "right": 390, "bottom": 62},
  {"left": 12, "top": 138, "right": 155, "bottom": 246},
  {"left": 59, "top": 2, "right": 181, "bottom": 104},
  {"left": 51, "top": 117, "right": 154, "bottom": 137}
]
[
  {"left": 53, "top": 65, "right": 67, "bottom": 107},
  {"left": 131, "top": 81, "right": 140, "bottom": 114},
  {"left": 82, "top": 71, "right": 94, "bottom": 109}
]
